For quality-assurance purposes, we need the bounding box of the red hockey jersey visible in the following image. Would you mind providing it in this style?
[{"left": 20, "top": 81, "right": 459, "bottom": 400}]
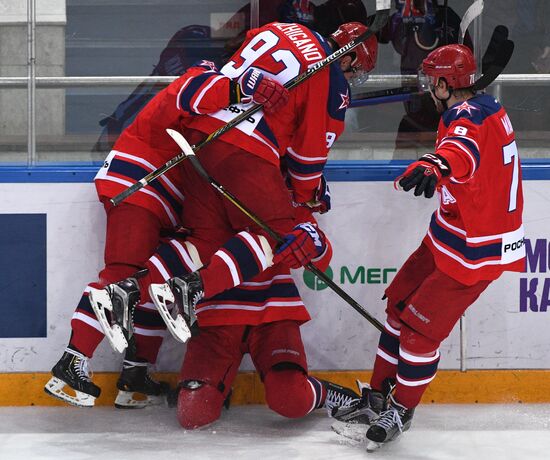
[
  {"left": 182, "top": 22, "right": 350, "bottom": 203},
  {"left": 94, "top": 62, "right": 234, "bottom": 228},
  {"left": 423, "top": 94, "right": 525, "bottom": 285}
]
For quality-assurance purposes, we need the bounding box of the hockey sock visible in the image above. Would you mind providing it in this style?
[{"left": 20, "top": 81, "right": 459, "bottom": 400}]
[
  {"left": 370, "top": 321, "right": 400, "bottom": 392},
  {"left": 308, "top": 376, "right": 328, "bottom": 409},
  {"left": 394, "top": 346, "right": 440, "bottom": 409},
  {"left": 69, "top": 287, "right": 107, "bottom": 358},
  {"left": 200, "top": 231, "right": 274, "bottom": 298},
  {"left": 145, "top": 238, "right": 202, "bottom": 287},
  {"left": 133, "top": 303, "right": 167, "bottom": 364}
]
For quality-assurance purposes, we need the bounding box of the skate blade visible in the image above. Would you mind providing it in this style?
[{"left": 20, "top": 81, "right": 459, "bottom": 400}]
[
  {"left": 44, "top": 377, "right": 96, "bottom": 408},
  {"left": 366, "top": 440, "right": 382, "bottom": 452},
  {"left": 331, "top": 420, "right": 369, "bottom": 442},
  {"left": 149, "top": 283, "right": 191, "bottom": 343},
  {"left": 88, "top": 287, "right": 128, "bottom": 353},
  {"left": 114, "top": 390, "right": 165, "bottom": 409}
]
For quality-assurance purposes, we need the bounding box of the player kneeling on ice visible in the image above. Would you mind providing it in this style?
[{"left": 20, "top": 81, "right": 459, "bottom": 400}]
[
  {"left": 331, "top": 44, "right": 525, "bottom": 451},
  {"left": 90, "top": 218, "right": 361, "bottom": 429}
]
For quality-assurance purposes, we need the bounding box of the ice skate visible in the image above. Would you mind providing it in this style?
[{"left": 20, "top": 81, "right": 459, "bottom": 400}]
[
  {"left": 114, "top": 358, "right": 170, "bottom": 409},
  {"left": 365, "top": 394, "right": 414, "bottom": 452},
  {"left": 44, "top": 347, "right": 101, "bottom": 408},
  {"left": 88, "top": 277, "right": 140, "bottom": 353},
  {"left": 149, "top": 271, "right": 203, "bottom": 343},
  {"left": 331, "top": 381, "right": 386, "bottom": 442},
  {"left": 323, "top": 380, "right": 361, "bottom": 413}
]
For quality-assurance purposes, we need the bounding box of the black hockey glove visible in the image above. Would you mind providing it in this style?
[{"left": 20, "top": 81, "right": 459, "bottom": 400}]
[{"left": 396, "top": 153, "right": 451, "bottom": 198}]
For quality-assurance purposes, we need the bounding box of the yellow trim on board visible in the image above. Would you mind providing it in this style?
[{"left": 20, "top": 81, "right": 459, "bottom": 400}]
[{"left": 1, "top": 370, "right": 548, "bottom": 406}]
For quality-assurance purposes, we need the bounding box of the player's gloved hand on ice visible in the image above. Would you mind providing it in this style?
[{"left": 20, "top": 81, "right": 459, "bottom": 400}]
[
  {"left": 273, "top": 223, "right": 327, "bottom": 269},
  {"left": 305, "top": 175, "right": 331, "bottom": 214},
  {"left": 396, "top": 153, "right": 451, "bottom": 198},
  {"left": 237, "top": 68, "right": 289, "bottom": 113}
]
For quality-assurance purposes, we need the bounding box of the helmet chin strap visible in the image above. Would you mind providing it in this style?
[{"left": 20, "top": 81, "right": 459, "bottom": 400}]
[{"left": 433, "top": 79, "right": 453, "bottom": 110}]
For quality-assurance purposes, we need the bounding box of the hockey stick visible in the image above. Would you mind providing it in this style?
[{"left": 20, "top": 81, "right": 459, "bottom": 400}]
[
  {"left": 110, "top": 1, "right": 391, "bottom": 206},
  {"left": 459, "top": 0, "right": 484, "bottom": 45},
  {"left": 165, "top": 128, "right": 384, "bottom": 333},
  {"left": 350, "top": 86, "right": 419, "bottom": 108},
  {"left": 350, "top": 25, "right": 514, "bottom": 108},
  {"left": 473, "top": 25, "right": 514, "bottom": 91}
]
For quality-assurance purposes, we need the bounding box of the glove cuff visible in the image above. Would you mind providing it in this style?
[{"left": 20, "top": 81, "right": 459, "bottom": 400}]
[
  {"left": 419, "top": 153, "right": 451, "bottom": 177},
  {"left": 229, "top": 80, "right": 241, "bottom": 105}
]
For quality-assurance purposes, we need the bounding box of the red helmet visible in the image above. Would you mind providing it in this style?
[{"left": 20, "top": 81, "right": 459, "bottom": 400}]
[
  {"left": 330, "top": 22, "right": 378, "bottom": 74},
  {"left": 421, "top": 44, "right": 477, "bottom": 89}
]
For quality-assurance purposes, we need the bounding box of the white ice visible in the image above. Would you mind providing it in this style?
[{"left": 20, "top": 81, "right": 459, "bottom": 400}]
[{"left": 0, "top": 404, "right": 549, "bottom": 460}]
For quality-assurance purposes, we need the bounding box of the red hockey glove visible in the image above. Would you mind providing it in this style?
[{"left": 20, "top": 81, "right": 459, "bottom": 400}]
[
  {"left": 273, "top": 223, "right": 327, "bottom": 269},
  {"left": 305, "top": 175, "right": 331, "bottom": 214},
  {"left": 396, "top": 153, "right": 451, "bottom": 198},
  {"left": 238, "top": 68, "right": 289, "bottom": 114}
]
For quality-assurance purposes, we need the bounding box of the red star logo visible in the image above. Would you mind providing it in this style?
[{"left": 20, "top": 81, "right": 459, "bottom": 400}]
[
  {"left": 452, "top": 101, "right": 478, "bottom": 116},
  {"left": 339, "top": 90, "right": 350, "bottom": 110}
]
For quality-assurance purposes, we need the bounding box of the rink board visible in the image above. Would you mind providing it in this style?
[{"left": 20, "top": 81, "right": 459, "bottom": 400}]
[{"left": 0, "top": 181, "right": 548, "bottom": 404}]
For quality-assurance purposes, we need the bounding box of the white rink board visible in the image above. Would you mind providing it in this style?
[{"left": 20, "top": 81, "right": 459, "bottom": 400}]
[{"left": 0, "top": 181, "right": 548, "bottom": 372}]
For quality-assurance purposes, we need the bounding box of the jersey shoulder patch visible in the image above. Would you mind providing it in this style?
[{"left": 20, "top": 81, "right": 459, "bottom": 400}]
[{"left": 443, "top": 94, "right": 501, "bottom": 127}]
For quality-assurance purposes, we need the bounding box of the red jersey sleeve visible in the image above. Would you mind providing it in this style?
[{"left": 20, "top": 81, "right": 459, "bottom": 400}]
[
  {"left": 168, "top": 63, "right": 233, "bottom": 116},
  {"left": 435, "top": 102, "right": 484, "bottom": 183},
  {"left": 286, "top": 64, "right": 349, "bottom": 203}
]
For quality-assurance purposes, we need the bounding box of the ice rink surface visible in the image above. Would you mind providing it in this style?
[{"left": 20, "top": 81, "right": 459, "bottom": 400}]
[{"left": 0, "top": 404, "right": 549, "bottom": 460}]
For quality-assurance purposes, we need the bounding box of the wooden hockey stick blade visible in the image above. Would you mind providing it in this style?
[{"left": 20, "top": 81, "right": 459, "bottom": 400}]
[
  {"left": 109, "top": 4, "right": 390, "bottom": 207},
  {"left": 459, "top": 0, "right": 484, "bottom": 45},
  {"left": 166, "top": 128, "right": 196, "bottom": 157}
]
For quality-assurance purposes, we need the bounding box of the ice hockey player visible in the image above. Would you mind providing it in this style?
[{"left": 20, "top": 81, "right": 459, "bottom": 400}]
[
  {"left": 90, "top": 21, "right": 378, "bottom": 428},
  {"left": 331, "top": 44, "right": 525, "bottom": 451},
  {"left": 43, "top": 59, "right": 289, "bottom": 409}
]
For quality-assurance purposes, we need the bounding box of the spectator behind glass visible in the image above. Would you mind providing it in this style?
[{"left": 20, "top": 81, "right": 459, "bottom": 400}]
[
  {"left": 369, "top": 0, "right": 472, "bottom": 158},
  {"left": 496, "top": 0, "right": 550, "bottom": 132}
]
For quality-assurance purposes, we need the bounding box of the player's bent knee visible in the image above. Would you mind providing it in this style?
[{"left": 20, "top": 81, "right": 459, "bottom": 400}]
[
  {"left": 177, "top": 380, "right": 225, "bottom": 430},
  {"left": 264, "top": 368, "right": 312, "bottom": 419},
  {"left": 400, "top": 323, "right": 440, "bottom": 354}
]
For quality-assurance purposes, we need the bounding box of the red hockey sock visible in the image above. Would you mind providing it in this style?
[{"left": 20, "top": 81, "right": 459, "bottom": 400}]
[
  {"left": 394, "top": 346, "right": 440, "bottom": 409},
  {"left": 69, "top": 288, "right": 105, "bottom": 358},
  {"left": 370, "top": 321, "right": 400, "bottom": 392},
  {"left": 200, "top": 231, "right": 273, "bottom": 298}
]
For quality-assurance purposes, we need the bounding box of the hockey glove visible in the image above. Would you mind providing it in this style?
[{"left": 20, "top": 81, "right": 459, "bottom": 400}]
[
  {"left": 305, "top": 175, "right": 331, "bottom": 214},
  {"left": 237, "top": 68, "right": 289, "bottom": 113},
  {"left": 273, "top": 223, "right": 327, "bottom": 269},
  {"left": 396, "top": 153, "right": 451, "bottom": 198}
]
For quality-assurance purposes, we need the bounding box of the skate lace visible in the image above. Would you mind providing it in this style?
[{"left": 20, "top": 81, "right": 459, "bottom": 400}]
[
  {"left": 325, "top": 390, "right": 360, "bottom": 412},
  {"left": 376, "top": 407, "right": 404, "bottom": 433},
  {"left": 191, "top": 290, "right": 204, "bottom": 308},
  {"left": 75, "top": 356, "right": 92, "bottom": 382}
]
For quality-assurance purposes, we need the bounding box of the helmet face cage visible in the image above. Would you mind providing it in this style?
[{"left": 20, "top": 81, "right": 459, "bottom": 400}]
[{"left": 417, "top": 69, "right": 432, "bottom": 93}]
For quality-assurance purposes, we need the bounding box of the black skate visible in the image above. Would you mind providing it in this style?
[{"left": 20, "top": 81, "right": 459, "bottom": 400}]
[
  {"left": 331, "top": 381, "right": 386, "bottom": 442},
  {"left": 44, "top": 347, "right": 101, "bottom": 408},
  {"left": 114, "top": 358, "right": 170, "bottom": 409},
  {"left": 149, "top": 271, "right": 203, "bottom": 343},
  {"left": 365, "top": 394, "right": 415, "bottom": 452},
  {"left": 323, "top": 381, "right": 361, "bottom": 414},
  {"left": 88, "top": 277, "right": 140, "bottom": 353}
]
